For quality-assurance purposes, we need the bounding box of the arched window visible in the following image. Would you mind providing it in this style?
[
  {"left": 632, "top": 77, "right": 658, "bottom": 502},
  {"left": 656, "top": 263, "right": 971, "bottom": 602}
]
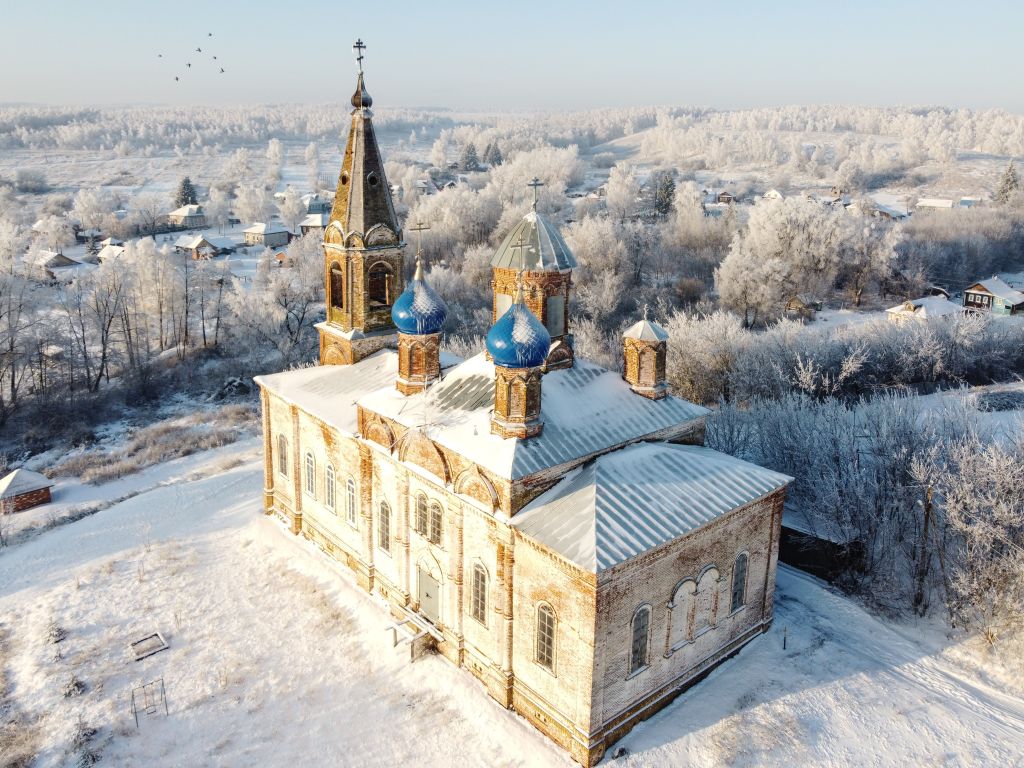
[
  {"left": 536, "top": 604, "right": 556, "bottom": 672},
  {"left": 368, "top": 262, "right": 394, "bottom": 306},
  {"left": 731, "top": 553, "right": 748, "bottom": 612},
  {"left": 639, "top": 348, "right": 656, "bottom": 383},
  {"left": 669, "top": 579, "right": 697, "bottom": 650},
  {"left": 346, "top": 477, "right": 357, "bottom": 526},
  {"left": 470, "top": 564, "right": 487, "bottom": 625},
  {"left": 378, "top": 501, "right": 391, "bottom": 553},
  {"left": 304, "top": 452, "right": 315, "bottom": 497},
  {"left": 330, "top": 261, "right": 344, "bottom": 312},
  {"left": 694, "top": 566, "right": 720, "bottom": 634},
  {"left": 277, "top": 434, "right": 288, "bottom": 476},
  {"left": 428, "top": 502, "right": 443, "bottom": 545},
  {"left": 415, "top": 493, "right": 428, "bottom": 536},
  {"left": 630, "top": 605, "right": 651, "bottom": 674},
  {"left": 325, "top": 464, "right": 336, "bottom": 511}
]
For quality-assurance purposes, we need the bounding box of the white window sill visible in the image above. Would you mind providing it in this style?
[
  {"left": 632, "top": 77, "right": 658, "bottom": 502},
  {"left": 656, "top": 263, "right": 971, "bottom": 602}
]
[{"left": 625, "top": 664, "right": 649, "bottom": 681}]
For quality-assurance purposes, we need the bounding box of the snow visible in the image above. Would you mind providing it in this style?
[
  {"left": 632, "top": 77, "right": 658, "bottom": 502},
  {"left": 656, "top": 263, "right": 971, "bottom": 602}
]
[
  {"left": 622, "top": 317, "right": 669, "bottom": 342},
  {"left": 971, "top": 276, "right": 1024, "bottom": 306},
  {"left": 0, "top": 444, "right": 1020, "bottom": 766},
  {"left": 885, "top": 296, "right": 963, "bottom": 320},
  {"left": 0, "top": 468, "right": 52, "bottom": 498}
]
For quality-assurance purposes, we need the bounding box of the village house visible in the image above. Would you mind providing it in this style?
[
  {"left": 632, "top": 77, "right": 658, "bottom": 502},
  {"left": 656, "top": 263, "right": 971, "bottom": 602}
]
[
  {"left": 0, "top": 469, "right": 54, "bottom": 513},
  {"left": 915, "top": 197, "right": 955, "bottom": 211},
  {"left": 885, "top": 296, "right": 963, "bottom": 325},
  {"left": 762, "top": 188, "right": 785, "bottom": 201},
  {"left": 302, "top": 192, "right": 332, "bottom": 214},
  {"left": 167, "top": 204, "right": 207, "bottom": 228},
  {"left": 963, "top": 277, "right": 1024, "bottom": 315},
  {"left": 173, "top": 234, "right": 236, "bottom": 259},
  {"left": 96, "top": 243, "right": 126, "bottom": 262},
  {"left": 254, "top": 58, "right": 791, "bottom": 768},
  {"left": 243, "top": 222, "right": 290, "bottom": 248},
  {"left": 784, "top": 295, "right": 822, "bottom": 322},
  {"left": 299, "top": 212, "right": 330, "bottom": 236}
]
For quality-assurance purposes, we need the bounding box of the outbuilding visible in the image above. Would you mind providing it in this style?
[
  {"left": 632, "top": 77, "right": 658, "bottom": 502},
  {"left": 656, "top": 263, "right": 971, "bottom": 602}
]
[{"left": 0, "top": 469, "right": 54, "bottom": 513}]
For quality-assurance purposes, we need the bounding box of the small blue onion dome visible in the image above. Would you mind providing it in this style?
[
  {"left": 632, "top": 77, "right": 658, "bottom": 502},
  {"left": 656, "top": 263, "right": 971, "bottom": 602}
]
[
  {"left": 486, "top": 286, "right": 551, "bottom": 369},
  {"left": 391, "top": 259, "right": 448, "bottom": 335}
]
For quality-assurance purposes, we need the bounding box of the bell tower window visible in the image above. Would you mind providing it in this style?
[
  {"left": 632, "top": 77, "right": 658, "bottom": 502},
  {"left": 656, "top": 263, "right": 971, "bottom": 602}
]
[
  {"left": 368, "top": 262, "right": 394, "bottom": 307},
  {"left": 330, "top": 261, "right": 345, "bottom": 313}
]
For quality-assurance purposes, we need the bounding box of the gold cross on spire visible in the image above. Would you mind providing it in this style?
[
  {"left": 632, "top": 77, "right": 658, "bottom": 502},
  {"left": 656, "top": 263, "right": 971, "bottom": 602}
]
[
  {"left": 527, "top": 177, "right": 544, "bottom": 211},
  {"left": 509, "top": 230, "right": 529, "bottom": 302},
  {"left": 353, "top": 39, "right": 366, "bottom": 73},
  {"left": 409, "top": 221, "right": 430, "bottom": 257}
]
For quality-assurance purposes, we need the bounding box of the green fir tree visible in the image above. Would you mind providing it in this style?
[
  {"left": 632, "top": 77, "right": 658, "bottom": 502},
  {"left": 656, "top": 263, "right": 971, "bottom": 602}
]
[{"left": 175, "top": 176, "right": 198, "bottom": 208}]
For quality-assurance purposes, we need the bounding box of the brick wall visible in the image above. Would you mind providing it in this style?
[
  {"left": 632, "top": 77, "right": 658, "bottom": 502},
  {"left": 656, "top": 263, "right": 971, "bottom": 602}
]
[{"left": 8, "top": 487, "right": 52, "bottom": 513}]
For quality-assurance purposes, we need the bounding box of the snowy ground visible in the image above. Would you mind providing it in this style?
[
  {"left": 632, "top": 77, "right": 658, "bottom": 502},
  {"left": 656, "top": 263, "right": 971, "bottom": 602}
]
[{"left": 1, "top": 444, "right": 1022, "bottom": 767}]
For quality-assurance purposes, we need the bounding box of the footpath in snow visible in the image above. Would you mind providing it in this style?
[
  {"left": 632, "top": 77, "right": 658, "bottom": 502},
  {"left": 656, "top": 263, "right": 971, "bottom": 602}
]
[{"left": 0, "top": 448, "right": 1021, "bottom": 767}]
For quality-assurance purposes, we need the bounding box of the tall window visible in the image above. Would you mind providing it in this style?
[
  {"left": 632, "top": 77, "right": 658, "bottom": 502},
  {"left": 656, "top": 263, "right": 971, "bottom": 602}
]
[
  {"left": 415, "top": 493, "right": 428, "bottom": 536},
  {"left": 304, "top": 452, "right": 315, "bottom": 497},
  {"left": 368, "top": 262, "right": 394, "bottom": 306},
  {"left": 325, "top": 464, "right": 336, "bottom": 512},
  {"left": 330, "top": 261, "right": 344, "bottom": 312},
  {"left": 428, "top": 502, "right": 443, "bottom": 545},
  {"left": 630, "top": 606, "right": 651, "bottom": 674},
  {"left": 277, "top": 434, "right": 288, "bottom": 476},
  {"left": 695, "top": 566, "right": 720, "bottom": 634},
  {"left": 346, "top": 477, "right": 357, "bottom": 526},
  {"left": 731, "top": 553, "right": 748, "bottom": 612},
  {"left": 536, "top": 604, "right": 556, "bottom": 672},
  {"left": 470, "top": 565, "right": 487, "bottom": 625},
  {"left": 378, "top": 501, "right": 391, "bottom": 553}
]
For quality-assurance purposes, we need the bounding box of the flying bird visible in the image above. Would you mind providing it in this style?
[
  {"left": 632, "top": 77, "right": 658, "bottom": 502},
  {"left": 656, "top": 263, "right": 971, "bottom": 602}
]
[
  {"left": 186, "top": 62, "right": 191, "bottom": 68},
  {"left": 174, "top": 76, "right": 179, "bottom": 82},
  {"left": 207, "top": 32, "right": 212, "bottom": 36},
  {"left": 196, "top": 47, "right": 202, "bottom": 52},
  {"left": 157, "top": 53, "right": 163, "bottom": 58},
  {"left": 219, "top": 68, "right": 225, "bottom": 74},
  {"left": 212, "top": 55, "right": 217, "bottom": 60}
]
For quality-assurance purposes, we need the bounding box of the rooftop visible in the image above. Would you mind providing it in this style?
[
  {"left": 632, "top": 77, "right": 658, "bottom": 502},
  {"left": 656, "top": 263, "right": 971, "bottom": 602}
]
[
  {"left": 357, "top": 352, "right": 708, "bottom": 480},
  {"left": 491, "top": 211, "right": 577, "bottom": 272},
  {"left": 970, "top": 276, "right": 1024, "bottom": 305},
  {"left": 511, "top": 442, "right": 791, "bottom": 572},
  {"left": 0, "top": 468, "right": 53, "bottom": 499},
  {"left": 244, "top": 222, "right": 289, "bottom": 235}
]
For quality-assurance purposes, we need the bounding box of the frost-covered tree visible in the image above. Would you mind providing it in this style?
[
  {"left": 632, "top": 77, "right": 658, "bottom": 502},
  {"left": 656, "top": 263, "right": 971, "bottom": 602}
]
[
  {"left": 72, "top": 187, "right": 115, "bottom": 251},
  {"left": 459, "top": 142, "right": 480, "bottom": 171},
  {"left": 35, "top": 215, "right": 73, "bottom": 253},
  {"left": 304, "top": 142, "right": 320, "bottom": 189},
  {"left": 606, "top": 163, "right": 639, "bottom": 222},
  {"left": 174, "top": 177, "right": 198, "bottom": 208},
  {"left": 234, "top": 184, "right": 270, "bottom": 225},
  {"left": 652, "top": 171, "right": 676, "bottom": 217},
  {"left": 995, "top": 160, "right": 1019, "bottom": 204},
  {"left": 277, "top": 187, "right": 306, "bottom": 234},
  {"left": 483, "top": 141, "right": 503, "bottom": 166}
]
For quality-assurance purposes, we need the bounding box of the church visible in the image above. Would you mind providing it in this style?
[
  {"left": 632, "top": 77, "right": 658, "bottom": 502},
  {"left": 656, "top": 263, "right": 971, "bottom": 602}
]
[{"left": 254, "top": 46, "right": 791, "bottom": 767}]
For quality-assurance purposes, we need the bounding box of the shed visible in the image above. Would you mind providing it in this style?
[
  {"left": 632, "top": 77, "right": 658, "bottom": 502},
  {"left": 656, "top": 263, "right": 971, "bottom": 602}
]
[
  {"left": 784, "top": 295, "right": 822, "bottom": 321},
  {"left": 0, "top": 469, "right": 54, "bottom": 513},
  {"left": 885, "top": 296, "right": 963, "bottom": 325}
]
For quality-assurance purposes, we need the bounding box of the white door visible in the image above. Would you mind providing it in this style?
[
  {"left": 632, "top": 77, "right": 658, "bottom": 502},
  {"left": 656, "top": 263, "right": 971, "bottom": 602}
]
[{"left": 418, "top": 568, "right": 440, "bottom": 624}]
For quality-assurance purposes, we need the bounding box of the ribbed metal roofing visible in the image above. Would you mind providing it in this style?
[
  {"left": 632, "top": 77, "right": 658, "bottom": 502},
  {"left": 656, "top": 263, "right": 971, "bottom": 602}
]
[
  {"left": 623, "top": 318, "right": 669, "bottom": 342},
  {"left": 491, "top": 211, "right": 577, "bottom": 271},
  {"left": 358, "top": 353, "right": 709, "bottom": 480},
  {"left": 512, "top": 442, "right": 792, "bottom": 572}
]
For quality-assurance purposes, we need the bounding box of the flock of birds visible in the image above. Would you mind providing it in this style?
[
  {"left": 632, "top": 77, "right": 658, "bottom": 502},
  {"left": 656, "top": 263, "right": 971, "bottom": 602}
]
[{"left": 157, "top": 32, "right": 226, "bottom": 82}]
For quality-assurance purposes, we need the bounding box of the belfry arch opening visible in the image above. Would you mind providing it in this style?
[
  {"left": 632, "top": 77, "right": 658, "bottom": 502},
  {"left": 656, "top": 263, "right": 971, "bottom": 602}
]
[
  {"left": 330, "top": 261, "right": 345, "bottom": 314},
  {"left": 368, "top": 262, "right": 395, "bottom": 307}
]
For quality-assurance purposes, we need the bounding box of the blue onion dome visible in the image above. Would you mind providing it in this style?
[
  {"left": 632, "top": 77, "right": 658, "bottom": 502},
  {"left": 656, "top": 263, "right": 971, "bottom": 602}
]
[
  {"left": 391, "top": 259, "right": 448, "bottom": 335},
  {"left": 486, "top": 285, "right": 551, "bottom": 368}
]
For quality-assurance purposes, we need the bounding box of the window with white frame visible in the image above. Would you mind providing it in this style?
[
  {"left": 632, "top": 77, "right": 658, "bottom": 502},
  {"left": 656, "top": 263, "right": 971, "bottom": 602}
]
[
  {"left": 536, "top": 604, "right": 556, "bottom": 672},
  {"left": 415, "top": 493, "right": 428, "bottom": 536},
  {"left": 629, "top": 605, "right": 651, "bottom": 674},
  {"left": 277, "top": 434, "right": 288, "bottom": 476},
  {"left": 325, "top": 464, "right": 336, "bottom": 512},
  {"left": 470, "top": 564, "right": 487, "bottom": 625},
  {"left": 378, "top": 501, "right": 391, "bottom": 553},
  {"left": 346, "top": 477, "right": 357, "bottom": 526},
  {"left": 428, "top": 502, "right": 443, "bottom": 545},
  {"left": 304, "top": 452, "right": 315, "bottom": 497}
]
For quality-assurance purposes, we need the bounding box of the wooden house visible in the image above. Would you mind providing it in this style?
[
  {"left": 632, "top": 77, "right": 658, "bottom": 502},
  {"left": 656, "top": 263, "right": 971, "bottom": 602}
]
[
  {"left": 963, "top": 277, "right": 1024, "bottom": 316},
  {"left": 0, "top": 469, "right": 53, "bottom": 513},
  {"left": 784, "top": 295, "right": 821, "bottom": 322},
  {"left": 167, "top": 204, "right": 207, "bottom": 228}
]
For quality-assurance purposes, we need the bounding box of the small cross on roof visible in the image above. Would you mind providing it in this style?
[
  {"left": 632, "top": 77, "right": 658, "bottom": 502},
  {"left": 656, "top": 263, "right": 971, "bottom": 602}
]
[
  {"left": 353, "top": 39, "right": 366, "bottom": 73},
  {"left": 527, "top": 177, "right": 544, "bottom": 211}
]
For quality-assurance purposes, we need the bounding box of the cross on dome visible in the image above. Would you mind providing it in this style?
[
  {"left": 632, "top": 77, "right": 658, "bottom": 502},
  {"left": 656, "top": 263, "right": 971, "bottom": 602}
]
[
  {"left": 409, "top": 221, "right": 430, "bottom": 257},
  {"left": 353, "top": 39, "right": 366, "bottom": 73},
  {"left": 527, "top": 177, "right": 544, "bottom": 211}
]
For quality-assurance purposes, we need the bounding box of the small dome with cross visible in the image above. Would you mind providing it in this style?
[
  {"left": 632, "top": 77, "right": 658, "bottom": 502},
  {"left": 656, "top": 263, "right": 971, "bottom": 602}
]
[
  {"left": 391, "top": 259, "right": 447, "bottom": 335},
  {"left": 486, "top": 289, "right": 551, "bottom": 369}
]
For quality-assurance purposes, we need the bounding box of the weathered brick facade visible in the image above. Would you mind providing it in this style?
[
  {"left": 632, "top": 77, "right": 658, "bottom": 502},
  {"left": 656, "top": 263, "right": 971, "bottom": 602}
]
[
  {"left": 490, "top": 365, "right": 543, "bottom": 439},
  {"left": 623, "top": 336, "right": 668, "bottom": 399},
  {"left": 5, "top": 487, "right": 52, "bottom": 513},
  {"left": 395, "top": 332, "right": 440, "bottom": 395},
  {"left": 492, "top": 267, "right": 574, "bottom": 370}
]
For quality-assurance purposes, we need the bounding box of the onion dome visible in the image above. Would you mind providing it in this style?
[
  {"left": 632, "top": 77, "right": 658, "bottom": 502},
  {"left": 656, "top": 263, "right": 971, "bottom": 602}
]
[
  {"left": 491, "top": 211, "right": 577, "bottom": 271},
  {"left": 351, "top": 72, "right": 373, "bottom": 109},
  {"left": 391, "top": 259, "right": 447, "bottom": 335},
  {"left": 486, "top": 285, "right": 551, "bottom": 368}
]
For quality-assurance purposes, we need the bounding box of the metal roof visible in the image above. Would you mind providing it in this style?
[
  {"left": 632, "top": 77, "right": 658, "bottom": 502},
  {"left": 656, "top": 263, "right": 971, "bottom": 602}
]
[
  {"left": 0, "top": 469, "right": 53, "bottom": 499},
  {"left": 491, "top": 211, "right": 577, "bottom": 271},
  {"left": 623, "top": 318, "right": 669, "bottom": 342},
  {"left": 512, "top": 442, "right": 792, "bottom": 572},
  {"left": 970, "top": 277, "right": 1024, "bottom": 306},
  {"left": 358, "top": 353, "right": 709, "bottom": 480}
]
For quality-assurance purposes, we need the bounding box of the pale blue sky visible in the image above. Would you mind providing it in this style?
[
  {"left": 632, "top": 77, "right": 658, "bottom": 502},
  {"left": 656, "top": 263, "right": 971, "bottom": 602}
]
[{"left": 2, "top": 0, "right": 1021, "bottom": 112}]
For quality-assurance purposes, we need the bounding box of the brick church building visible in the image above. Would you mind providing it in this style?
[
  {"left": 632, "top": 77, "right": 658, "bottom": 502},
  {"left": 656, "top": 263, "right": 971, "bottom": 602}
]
[{"left": 255, "top": 45, "right": 791, "bottom": 767}]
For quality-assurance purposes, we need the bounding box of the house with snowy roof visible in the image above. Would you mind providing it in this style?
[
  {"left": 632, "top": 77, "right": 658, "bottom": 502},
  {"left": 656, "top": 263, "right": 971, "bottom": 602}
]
[
  {"left": 299, "top": 212, "right": 330, "bottom": 236},
  {"left": 886, "top": 296, "right": 963, "bottom": 325},
  {"left": 963, "top": 277, "right": 1024, "bottom": 315},
  {"left": 167, "top": 204, "right": 206, "bottom": 228},
  {"left": 0, "top": 469, "right": 53, "bottom": 513},
  {"left": 254, "top": 61, "right": 790, "bottom": 768},
  {"left": 242, "top": 222, "right": 290, "bottom": 248}
]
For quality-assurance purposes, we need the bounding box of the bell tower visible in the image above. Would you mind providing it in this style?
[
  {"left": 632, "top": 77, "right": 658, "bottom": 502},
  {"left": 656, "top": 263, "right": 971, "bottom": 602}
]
[{"left": 318, "top": 39, "right": 406, "bottom": 366}]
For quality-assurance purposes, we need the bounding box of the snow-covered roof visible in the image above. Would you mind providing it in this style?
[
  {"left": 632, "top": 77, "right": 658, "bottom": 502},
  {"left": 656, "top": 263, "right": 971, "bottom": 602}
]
[
  {"left": 0, "top": 468, "right": 53, "bottom": 499},
  {"left": 300, "top": 213, "right": 330, "bottom": 227},
  {"left": 244, "top": 222, "right": 289, "bottom": 235},
  {"left": 169, "top": 204, "right": 204, "bottom": 217},
  {"left": 34, "top": 250, "right": 79, "bottom": 269},
  {"left": 511, "top": 442, "right": 791, "bottom": 572},
  {"left": 358, "top": 352, "right": 708, "bottom": 480},
  {"left": 175, "top": 235, "right": 235, "bottom": 251},
  {"left": 968, "top": 277, "right": 1024, "bottom": 306},
  {"left": 916, "top": 198, "right": 955, "bottom": 209},
  {"left": 885, "top": 296, "right": 962, "bottom": 320},
  {"left": 97, "top": 244, "right": 125, "bottom": 262},
  {"left": 623, "top": 317, "right": 669, "bottom": 342},
  {"left": 491, "top": 211, "right": 577, "bottom": 272},
  {"left": 98, "top": 237, "right": 123, "bottom": 247}
]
